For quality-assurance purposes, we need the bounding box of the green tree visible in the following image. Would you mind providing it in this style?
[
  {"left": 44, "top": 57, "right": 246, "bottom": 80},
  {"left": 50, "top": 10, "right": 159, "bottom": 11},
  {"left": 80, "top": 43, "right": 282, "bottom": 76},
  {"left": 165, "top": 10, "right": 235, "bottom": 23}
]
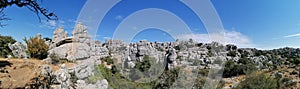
[{"left": 0, "top": 35, "right": 16, "bottom": 57}]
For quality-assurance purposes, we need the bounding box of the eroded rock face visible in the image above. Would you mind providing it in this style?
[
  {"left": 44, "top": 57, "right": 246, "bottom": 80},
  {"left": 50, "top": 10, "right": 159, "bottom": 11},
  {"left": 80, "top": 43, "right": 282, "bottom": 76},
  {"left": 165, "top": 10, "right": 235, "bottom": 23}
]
[
  {"left": 8, "top": 42, "right": 28, "bottom": 59},
  {"left": 53, "top": 28, "right": 68, "bottom": 44},
  {"left": 53, "top": 64, "right": 73, "bottom": 89},
  {"left": 48, "top": 43, "right": 91, "bottom": 62},
  {"left": 48, "top": 23, "right": 93, "bottom": 62},
  {"left": 72, "top": 23, "right": 90, "bottom": 44},
  {"left": 74, "top": 59, "right": 95, "bottom": 80}
]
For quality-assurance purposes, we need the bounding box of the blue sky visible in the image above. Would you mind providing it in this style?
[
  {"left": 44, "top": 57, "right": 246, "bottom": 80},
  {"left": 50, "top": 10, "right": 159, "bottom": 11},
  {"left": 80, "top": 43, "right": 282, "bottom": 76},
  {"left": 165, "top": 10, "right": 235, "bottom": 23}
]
[{"left": 1, "top": 0, "right": 300, "bottom": 49}]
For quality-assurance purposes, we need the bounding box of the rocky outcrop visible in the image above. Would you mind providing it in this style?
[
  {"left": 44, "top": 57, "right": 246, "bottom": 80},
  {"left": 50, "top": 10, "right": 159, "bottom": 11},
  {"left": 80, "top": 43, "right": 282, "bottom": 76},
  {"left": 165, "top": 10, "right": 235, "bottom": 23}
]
[
  {"left": 8, "top": 42, "right": 28, "bottom": 59},
  {"left": 72, "top": 23, "right": 90, "bottom": 44},
  {"left": 47, "top": 23, "right": 92, "bottom": 62},
  {"left": 40, "top": 22, "right": 300, "bottom": 89},
  {"left": 53, "top": 64, "right": 73, "bottom": 89},
  {"left": 52, "top": 28, "right": 68, "bottom": 44}
]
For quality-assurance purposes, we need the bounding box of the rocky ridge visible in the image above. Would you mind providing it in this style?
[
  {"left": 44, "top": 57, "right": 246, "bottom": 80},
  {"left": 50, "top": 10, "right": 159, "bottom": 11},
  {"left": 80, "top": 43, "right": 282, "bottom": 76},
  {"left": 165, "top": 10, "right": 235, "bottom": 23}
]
[{"left": 6, "top": 23, "right": 300, "bottom": 89}]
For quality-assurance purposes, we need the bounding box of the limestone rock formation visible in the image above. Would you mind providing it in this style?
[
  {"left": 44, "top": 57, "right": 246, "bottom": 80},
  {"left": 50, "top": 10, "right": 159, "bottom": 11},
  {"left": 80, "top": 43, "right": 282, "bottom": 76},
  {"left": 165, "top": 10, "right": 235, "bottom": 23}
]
[
  {"left": 53, "top": 64, "right": 73, "bottom": 89},
  {"left": 72, "top": 22, "right": 90, "bottom": 44},
  {"left": 8, "top": 42, "right": 28, "bottom": 59},
  {"left": 47, "top": 23, "right": 92, "bottom": 62},
  {"left": 52, "top": 28, "right": 68, "bottom": 44}
]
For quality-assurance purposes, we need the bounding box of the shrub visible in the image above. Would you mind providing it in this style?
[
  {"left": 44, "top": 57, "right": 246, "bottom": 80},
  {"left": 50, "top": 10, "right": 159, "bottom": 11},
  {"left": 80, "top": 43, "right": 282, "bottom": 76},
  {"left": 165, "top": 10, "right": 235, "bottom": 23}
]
[
  {"left": 234, "top": 72, "right": 277, "bottom": 89},
  {"left": 198, "top": 68, "right": 209, "bottom": 76},
  {"left": 49, "top": 53, "right": 68, "bottom": 64},
  {"left": 292, "top": 58, "right": 300, "bottom": 65},
  {"left": 227, "top": 51, "right": 237, "bottom": 57},
  {"left": 135, "top": 55, "right": 151, "bottom": 72},
  {"left": 238, "top": 57, "right": 249, "bottom": 64},
  {"left": 101, "top": 56, "right": 114, "bottom": 65},
  {"left": 0, "top": 35, "right": 16, "bottom": 57},
  {"left": 24, "top": 35, "right": 49, "bottom": 59},
  {"left": 223, "top": 60, "right": 257, "bottom": 78},
  {"left": 49, "top": 53, "right": 59, "bottom": 64},
  {"left": 96, "top": 64, "right": 152, "bottom": 89}
]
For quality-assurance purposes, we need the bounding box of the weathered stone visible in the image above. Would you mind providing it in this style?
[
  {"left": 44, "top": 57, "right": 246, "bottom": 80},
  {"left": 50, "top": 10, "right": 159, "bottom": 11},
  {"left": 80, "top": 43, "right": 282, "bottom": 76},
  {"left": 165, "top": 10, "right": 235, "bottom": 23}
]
[
  {"left": 52, "top": 28, "right": 68, "bottom": 44},
  {"left": 8, "top": 42, "right": 28, "bottom": 59},
  {"left": 72, "top": 22, "right": 90, "bottom": 44},
  {"left": 48, "top": 43, "right": 91, "bottom": 62},
  {"left": 74, "top": 59, "right": 95, "bottom": 80},
  {"left": 53, "top": 64, "right": 72, "bottom": 89}
]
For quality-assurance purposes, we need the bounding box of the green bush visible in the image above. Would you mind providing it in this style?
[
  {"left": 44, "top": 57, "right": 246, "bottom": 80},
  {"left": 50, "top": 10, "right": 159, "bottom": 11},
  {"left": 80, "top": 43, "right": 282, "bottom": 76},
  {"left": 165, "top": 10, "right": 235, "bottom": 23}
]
[
  {"left": 24, "top": 35, "right": 49, "bottom": 59},
  {"left": 96, "top": 64, "right": 152, "bottom": 89},
  {"left": 0, "top": 35, "right": 16, "bottom": 57},
  {"left": 227, "top": 51, "right": 237, "bottom": 57},
  {"left": 234, "top": 72, "right": 277, "bottom": 89},
  {"left": 223, "top": 60, "right": 257, "bottom": 78},
  {"left": 101, "top": 56, "right": 114, "bottom": 65},
  {"left": 292, "top": 58, "right": 300, "bottom": 65},
  {"left": 135, "top": 55, "right": 151, "bottom": 72}
]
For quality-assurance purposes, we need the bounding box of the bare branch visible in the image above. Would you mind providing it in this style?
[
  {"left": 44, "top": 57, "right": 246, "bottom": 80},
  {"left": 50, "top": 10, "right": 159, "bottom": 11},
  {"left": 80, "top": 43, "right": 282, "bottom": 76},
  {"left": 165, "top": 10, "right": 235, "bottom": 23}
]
[
  {"left": 0, "top": 0, "right": 58, "bottom": 26},
  {"left": 0, "top": 9, "right": 10, "bottom": 27}
]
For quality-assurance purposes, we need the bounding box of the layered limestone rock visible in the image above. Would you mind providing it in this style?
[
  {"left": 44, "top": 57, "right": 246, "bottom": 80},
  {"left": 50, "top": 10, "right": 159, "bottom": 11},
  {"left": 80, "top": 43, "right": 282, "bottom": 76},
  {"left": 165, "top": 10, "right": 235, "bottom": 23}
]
[
  {"left": 47, "top": 23, "right": 92, "bottom": 62},
  {"left": 72, "top": 22, "right": 90, "bottom": 44}
]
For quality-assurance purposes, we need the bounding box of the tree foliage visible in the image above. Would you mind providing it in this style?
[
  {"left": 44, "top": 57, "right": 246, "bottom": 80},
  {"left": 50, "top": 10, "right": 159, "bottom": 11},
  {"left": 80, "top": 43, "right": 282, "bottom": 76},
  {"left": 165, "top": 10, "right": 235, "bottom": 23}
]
[
  {"left": 0, "top": 35, "right": 16, "bottom": 57},
  {"left": 24, "top": 35, "right": 48, "bottom": 59}
]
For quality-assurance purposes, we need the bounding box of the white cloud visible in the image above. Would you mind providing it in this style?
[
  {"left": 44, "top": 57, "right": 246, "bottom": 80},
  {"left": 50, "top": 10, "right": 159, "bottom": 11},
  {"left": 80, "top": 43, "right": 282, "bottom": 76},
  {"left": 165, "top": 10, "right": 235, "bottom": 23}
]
[
  {"left": 115, "top": 15, "right": 123, "bottom": 20},
  {"left": 49, "top": 20, "right": 56, "bottom": 27},
  {"left": 284, "top": 33, "right": 300, "bottom": 38},
  {"left": 103, "top": 37, "right": 111, "bottom": 40},
  {"left": 39, "top": 20, "right": 71, "bottom": 29},
  {"left": 177, "top": 31, "right": 255, "bottom": 48}
]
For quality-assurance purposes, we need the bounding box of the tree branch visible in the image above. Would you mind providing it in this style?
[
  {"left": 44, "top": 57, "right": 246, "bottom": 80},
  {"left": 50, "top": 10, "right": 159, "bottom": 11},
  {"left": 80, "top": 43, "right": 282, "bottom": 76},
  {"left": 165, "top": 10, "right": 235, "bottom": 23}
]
[
  {"left": 0, "top": 9, "right": 10, "bottom": 27},
  {"left": 0, "top": 0, "right": 58, "bottom": 26}
]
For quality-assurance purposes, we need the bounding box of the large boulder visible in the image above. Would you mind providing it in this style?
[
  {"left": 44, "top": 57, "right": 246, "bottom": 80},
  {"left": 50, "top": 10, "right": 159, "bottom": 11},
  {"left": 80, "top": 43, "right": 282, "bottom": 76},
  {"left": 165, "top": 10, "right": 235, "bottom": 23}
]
[
  {"left": 8, "top": 42, "right": 28, "bottom": 59},
  {"left": 74, "top": 58, "right": 95, "bottom": 80},
  {"left": 48, "top": 43, "right": 91, "bottom": 62}
]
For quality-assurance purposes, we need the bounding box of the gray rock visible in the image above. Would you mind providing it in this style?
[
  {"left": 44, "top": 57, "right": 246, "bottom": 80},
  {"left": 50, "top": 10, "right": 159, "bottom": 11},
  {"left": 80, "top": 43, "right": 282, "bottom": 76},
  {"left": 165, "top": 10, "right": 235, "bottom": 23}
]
[
  {"left": 53, "top": 64, "right": 72, "bottom": 89},
  {"left": 72, "top": 22, "right": 90, "bottom": 44},
  {"left": 48, "top": 43, "right": 91, "bottom": 62},
  {"left": 52, "top": 28, "right": 68, "bottom": 44},
  {"left": 74, "top": 59, "right": 95, "bottom": 80},
  {"left": 77, "top": 79, "right": 108, "bottom": 89},
  {"left": 8, "top": 42, "right": 28, "bottom": 59}
]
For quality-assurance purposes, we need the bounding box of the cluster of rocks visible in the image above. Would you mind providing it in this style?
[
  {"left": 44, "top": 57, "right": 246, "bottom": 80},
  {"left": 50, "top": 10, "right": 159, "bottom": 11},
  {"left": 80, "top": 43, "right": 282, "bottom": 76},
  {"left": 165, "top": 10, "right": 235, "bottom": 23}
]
[
  {"left": 41, "top": 23, "right": 109, "bottom": 89},
  {"left": 8, "top": 22, "right": 300, "bottom": 88}
]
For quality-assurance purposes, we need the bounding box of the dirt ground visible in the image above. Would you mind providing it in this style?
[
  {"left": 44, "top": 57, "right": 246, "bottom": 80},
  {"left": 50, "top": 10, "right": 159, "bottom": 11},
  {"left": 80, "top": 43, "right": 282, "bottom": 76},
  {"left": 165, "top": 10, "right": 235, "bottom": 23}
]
[{"left": 0, "top": 58, "right": 74, "bottom": 88}]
